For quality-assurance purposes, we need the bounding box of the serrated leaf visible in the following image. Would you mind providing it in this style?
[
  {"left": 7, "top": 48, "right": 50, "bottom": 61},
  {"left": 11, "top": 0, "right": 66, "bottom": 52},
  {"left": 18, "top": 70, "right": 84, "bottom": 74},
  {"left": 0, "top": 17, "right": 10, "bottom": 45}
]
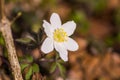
[
  {"left": 16, "top": 38, "right": 32, "bottom": 44},
  {"left": 57, "top": 63, "right": 66, "bottom": 77},
  {"left": 25, "top": 66, "right": 33, "bottom": 80},
  {"left": 20, "top": 63, "right": 29, "bottom": 71},
  {"left": 50, "top": 63, "right": 57, "bottom": 73},
  {"left": 32, "top": 63, "right": 39, "bottom": 73}
]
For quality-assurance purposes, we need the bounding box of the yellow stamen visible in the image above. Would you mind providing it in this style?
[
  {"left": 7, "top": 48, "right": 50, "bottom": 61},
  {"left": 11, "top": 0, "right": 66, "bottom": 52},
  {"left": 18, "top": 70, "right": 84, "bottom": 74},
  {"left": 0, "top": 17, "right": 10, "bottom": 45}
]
[{"left": 53, "top": 28, "right": 67, "bottom": 42}]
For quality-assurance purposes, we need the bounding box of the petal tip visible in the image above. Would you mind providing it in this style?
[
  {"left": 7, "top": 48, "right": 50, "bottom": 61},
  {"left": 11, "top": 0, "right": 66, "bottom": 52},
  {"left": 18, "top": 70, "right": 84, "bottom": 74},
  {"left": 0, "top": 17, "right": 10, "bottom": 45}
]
[
  {"left": 73, "top": 42, "right": 79, "bottom": 51},
  {"left": 63, "top": 59, "right": 68, "bottom": 62},
  {"left": 43, "top": 20, "right": 46, "bottom": 23},
  {"left": 41, "top": 48, "right": 47, "bottom": 54},
  {"left": 52, "top": 13, "right": 59, "bottom": 16},
  {"left": 72, "top": 21, "right": 76, "bottom": 26},
  {"left": 75, "top": 44, "right": 79, "bottom": 51}
]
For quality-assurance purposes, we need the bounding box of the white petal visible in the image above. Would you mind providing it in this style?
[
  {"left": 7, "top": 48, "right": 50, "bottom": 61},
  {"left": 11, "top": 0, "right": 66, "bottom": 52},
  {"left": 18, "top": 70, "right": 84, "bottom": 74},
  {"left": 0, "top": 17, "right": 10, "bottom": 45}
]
[
  {"left": 43, "top": 20, "right": 53, "bottom": 37},
  {"left": 50, "top": 13, "right": 61, "bottom": 29},
  {"left": 41, "top": 37, "right": 54, "bottom": 53},
  {"left": 64, "top": 37, "right": 79, "bottom": 51},
  {"left": 54, "top": 42, "right": 68, "bottom": 61},
  {"left": 62, "top": 21, "right": 76, "bottom": 36}
]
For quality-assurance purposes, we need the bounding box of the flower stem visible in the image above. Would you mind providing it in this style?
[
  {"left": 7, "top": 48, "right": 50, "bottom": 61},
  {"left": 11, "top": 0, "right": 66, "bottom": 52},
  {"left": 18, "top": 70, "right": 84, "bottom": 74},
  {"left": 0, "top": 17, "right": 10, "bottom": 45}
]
[{"left": 55, "top": 51, "right": 59, "bottom": 61}]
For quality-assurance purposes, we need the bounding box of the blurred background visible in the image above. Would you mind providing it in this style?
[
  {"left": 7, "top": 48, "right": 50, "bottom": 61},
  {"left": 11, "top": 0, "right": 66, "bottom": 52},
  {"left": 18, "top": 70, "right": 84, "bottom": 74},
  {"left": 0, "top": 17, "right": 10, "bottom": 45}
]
[{"left": 0, "top": 0, "right": 120, "bottom": 80}]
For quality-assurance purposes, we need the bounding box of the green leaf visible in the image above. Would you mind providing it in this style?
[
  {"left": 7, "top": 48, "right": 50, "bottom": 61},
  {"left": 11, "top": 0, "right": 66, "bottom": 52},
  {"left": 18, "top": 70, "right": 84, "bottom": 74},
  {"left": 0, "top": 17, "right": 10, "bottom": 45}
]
[
  {"left": 71, "top": 11, "right": 89, "bottom": 34},
  {"left": 57, "top": 63, "right": 66, "bottom": 77},
  {"left": 31, "top": 23, "right": 41, "bottom": 33},
  {"left": 58, "top": 59, "right": 65, "bottom": 64},
  {"left": 19, "top": 55, "right": 33, "bottom": 64},
  {"left": 26, "top": 55, "right": 33, "bottom": 63},
  {"left": 114, "top": 7, "right": 120, "bottom": 26},
  {"left": 105, "top": 37, "right": 114, "bottom": 46},
  {"left": 25, "top": 66, "right": 33, "bottom": 80},
  {"left": 16, "top": 38, "right": 32, "bottom": 44},
  {"left": 32, "top": 63, "right": 39, "bottom": 73},
  {"left": 117, "top": 33, "right": 120, "bottom": 42},
  {"left": 0, "top": 34, "right": 5, "bottom": 46},
  {"left": 71, "top": 11, "right": 86, "bottom": 23},
  {"left": 20, "top": 63, "right": 29, "bottom": 71},
  {"left": 92, "top": 0, "right": 107, "bottom": 14},
  {"left": 25, "top": 35, "right": 36, "bottom": 43},
  {"left": 50, "top": 63, "right": 57, "bottom": 73},
  {"left": 3, "top": 48, "right": 8, "bottom": 58}
]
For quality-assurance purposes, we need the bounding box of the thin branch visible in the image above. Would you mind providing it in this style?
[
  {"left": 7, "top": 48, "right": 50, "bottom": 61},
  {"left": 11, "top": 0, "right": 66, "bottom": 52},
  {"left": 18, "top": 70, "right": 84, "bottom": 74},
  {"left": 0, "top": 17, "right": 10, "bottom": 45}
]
[
  {"left": 0, "top": 0, "right": 23, "bottom": 80},
  {"left": 0, "top": 0, "right": 5, "bottom": 20},
  {"left": 0, "top": 20, "right": 23, "bottom": 80}
]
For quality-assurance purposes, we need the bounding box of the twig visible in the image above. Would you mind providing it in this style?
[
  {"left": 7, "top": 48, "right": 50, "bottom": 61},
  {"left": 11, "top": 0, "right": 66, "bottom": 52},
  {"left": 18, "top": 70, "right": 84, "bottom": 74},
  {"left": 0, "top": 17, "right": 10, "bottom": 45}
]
[
  {"left": 0, "top": 0, "right": 23, "bottom": 80},
  {"left": 0, "top": 0, "right": 5, "bottom": 20}
]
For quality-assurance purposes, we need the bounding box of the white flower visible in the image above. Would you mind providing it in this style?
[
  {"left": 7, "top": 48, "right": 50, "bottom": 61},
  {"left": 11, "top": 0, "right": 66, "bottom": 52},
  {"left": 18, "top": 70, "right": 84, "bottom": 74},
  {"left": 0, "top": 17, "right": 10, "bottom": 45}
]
[{"left": 41, "top": 13, "right": 79, "bottom": 61}]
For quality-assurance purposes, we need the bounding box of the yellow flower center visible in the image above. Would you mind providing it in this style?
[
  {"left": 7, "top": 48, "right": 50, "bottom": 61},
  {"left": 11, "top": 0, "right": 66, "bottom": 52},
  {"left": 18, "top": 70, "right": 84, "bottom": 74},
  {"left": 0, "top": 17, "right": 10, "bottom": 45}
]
[{"left": 53, "top": 28, "right": 67, "bottom": 42}]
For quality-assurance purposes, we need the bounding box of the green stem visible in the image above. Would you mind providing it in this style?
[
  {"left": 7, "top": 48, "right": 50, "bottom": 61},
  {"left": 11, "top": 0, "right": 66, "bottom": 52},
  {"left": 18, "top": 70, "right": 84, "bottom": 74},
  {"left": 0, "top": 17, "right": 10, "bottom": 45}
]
[{"left": 55, "top": 51, "right": 59, "bottom": 61}]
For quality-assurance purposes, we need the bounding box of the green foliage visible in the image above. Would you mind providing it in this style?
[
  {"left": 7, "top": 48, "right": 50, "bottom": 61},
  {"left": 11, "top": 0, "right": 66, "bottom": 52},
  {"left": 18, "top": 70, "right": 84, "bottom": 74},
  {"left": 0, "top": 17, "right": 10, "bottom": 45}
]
[
  {"left": 57, "top": 63, "right": 66, "bottom": 78},
  {"left": 91, "top": 0, "right": 107, "bottom": 14},
  {"left": 25, "top": 66, "right": 33, "bottom": 80},
  {"left": 19, "top": 55, "right": 33, "bottom": 64},
  {"left": 32, "top": 63, "right": 39, "bottom": 73},
  {"left": 3, "top": 0, "right": 119, "bottom": 79},
  {"left": 20, "top": 55, "right": 40, "bottom": 80},
  {"left": 31, "top": 22, "right": 41, "bottom": 33},
  {"left": 41, "top": 0, "right": 56, "bottom": 8},
  {"left": 71, "top": 11, "right": 86, "bottom": 23},
  {"left": 16, "top": 32, "right": 39, "bottom": 48},
  {"left": 0, "top": 33, "right": 8, "bottom": 58},
  {"left": 49, "top": 55, "right": 66, "bottom": 78},
  {"left": 0, "top": 33, "right": 5, "bottom": 46},
  {"left": 49, "top": 52, "right": 66, "bottom": 77},
  {"left": 50, "top": 63, "right": 57, "bottom": 73},
  {"left": 115, "top": 7, "right": 120, "bottom": 26},
  {"left": 117, "top": 33, "right": 120, "bottom": 43},
  {"left": 16, "top": 38, "right": 33, "bottom": 44},
  {"left": 3, "top": 48, "right": 8, "bottom": 58},
  {"left": 21, "top": 63, "right": 29, "bottom": 71},
  {"left": 26, "top": 55, "right": 34, "bottom": 63},
  {"left": 75, "top": 0, "right": 88, "bottom": 3},
  {"left": 71, "top": 11, "right": 89, "bottom": 34},
  {"left": 24, "top": 63, "right": 40, "bottom": 80},
  {"left": 105, "top": 37, "right": 114, "bottom": 47}
]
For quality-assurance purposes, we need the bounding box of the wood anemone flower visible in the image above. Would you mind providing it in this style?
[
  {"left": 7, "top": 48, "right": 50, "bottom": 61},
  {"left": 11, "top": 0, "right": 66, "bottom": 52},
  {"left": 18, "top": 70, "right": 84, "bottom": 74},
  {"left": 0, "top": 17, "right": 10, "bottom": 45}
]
[{"left": 41, "top": 13, "right": 79, "bottom": 61}]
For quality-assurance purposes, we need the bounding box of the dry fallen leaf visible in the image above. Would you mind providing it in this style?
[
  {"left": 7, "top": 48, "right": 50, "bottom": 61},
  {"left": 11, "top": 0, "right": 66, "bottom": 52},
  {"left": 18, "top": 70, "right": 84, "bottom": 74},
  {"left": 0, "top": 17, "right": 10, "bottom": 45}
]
[{"left": 69, "top": 42, "right": 120, "bottom": 80}]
